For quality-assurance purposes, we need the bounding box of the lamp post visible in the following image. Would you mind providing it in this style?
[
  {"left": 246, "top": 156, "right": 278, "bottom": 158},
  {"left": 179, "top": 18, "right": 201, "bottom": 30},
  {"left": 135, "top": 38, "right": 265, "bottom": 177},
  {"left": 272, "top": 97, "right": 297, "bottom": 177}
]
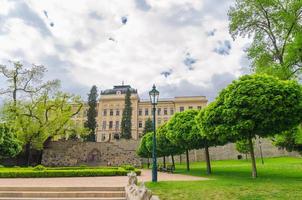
[{"left": 149, "top": 84, "right": 159, "bottom": 182}]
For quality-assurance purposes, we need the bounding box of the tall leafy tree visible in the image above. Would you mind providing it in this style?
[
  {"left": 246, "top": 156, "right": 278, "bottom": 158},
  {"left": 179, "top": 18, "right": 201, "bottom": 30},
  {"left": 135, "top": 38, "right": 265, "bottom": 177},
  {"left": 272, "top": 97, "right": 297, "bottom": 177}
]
[
  {"left": 143, "top": 118, "right": 153, "bottom": 136},
  {"left": 228, "top": 0, "right": 302, "bottom": 79},
  {"left": 156, "top": 123, "right": 184, "bottom": 168},
  {"left": 0, "top": 124, "right": 22, "bottom": 159},
  {"left": 2, "top": 90, "right": 86, "bottom": 165},
  {"left": 236, "top": 139, "right": 252, "bottom": 160},
  {"left": 200, "top": 75, "right": 302, "bottom": 178},
  {"left": 273, "top": 124, "right": 302, "bottom": 155},
  {"left": 84, "top": 85, "right": 98, "bottom": 142},
  {"left": 137, "top": 132, "right": 152, "bottom": 168},
  {"left": 167, "top": 110, "right": 206, "bottom": 171},
  {"left": 0, "top": 61, "right": 59, "bottom": 105},
  {"left": 121, "top": 89, "right": 132, "bottom": 139}
]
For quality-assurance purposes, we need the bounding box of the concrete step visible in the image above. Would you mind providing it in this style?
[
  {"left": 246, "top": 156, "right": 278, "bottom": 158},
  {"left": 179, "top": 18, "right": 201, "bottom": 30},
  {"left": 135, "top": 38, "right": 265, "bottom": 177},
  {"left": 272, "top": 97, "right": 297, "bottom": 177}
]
[
  {"left": 0, "top": 198, "right": 126, "bottom": 200},
  {"left": 0, "top": 191, "right": 125, "bottom": 198},
  {"left": 0, "top": 187, "right": 125, "bottom": 192}
]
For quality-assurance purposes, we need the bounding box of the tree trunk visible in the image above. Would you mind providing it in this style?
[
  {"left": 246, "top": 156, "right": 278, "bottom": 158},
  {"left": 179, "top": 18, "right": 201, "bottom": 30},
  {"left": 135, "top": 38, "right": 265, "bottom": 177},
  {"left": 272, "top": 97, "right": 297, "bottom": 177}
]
[
  {"left": 245, "top": 154, "right": 248, "bottom": 160},
  {"left": 147, "top": 158, "right": 150, "bottom": 169},
  {"left": 248, "top": 136, "right": 257, "bottom": 178},
  {"left": 163, "top": 156, "right": 166, "bottom": 168},
  {"left": 179, "top": 154, "right": 182, "bottom": 164},
  {"left": 204, "top": 145, "right": 211, "bottom": 175},
  {"left": 38, "top": 150, "right": 43, "bottom": 164},
  {"left": 186, "top": 149, "right": 190, "bottom": 171},
  {"left": 25, "top": 143, "right": 31, "bottom": 166},
  {"left": 171, "top": 155, "right": 175, "bottom": 167}
]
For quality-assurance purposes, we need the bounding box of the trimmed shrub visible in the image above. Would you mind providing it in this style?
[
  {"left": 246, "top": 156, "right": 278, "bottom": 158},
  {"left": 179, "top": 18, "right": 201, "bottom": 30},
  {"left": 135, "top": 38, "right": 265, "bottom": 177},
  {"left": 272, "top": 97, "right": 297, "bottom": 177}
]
[
  {"left": 33, "top": 165, "right": 46, "bottom": 171},
  {"left": 121, "top": 165, "right": 135, "bottom": 171}
]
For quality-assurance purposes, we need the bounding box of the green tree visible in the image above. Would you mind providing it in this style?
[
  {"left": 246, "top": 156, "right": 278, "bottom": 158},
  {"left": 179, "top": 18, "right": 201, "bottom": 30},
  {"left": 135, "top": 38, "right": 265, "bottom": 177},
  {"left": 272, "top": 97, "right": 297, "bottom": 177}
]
[
  {"left": 273, "top": 125, "right": 302, "bottom": 155},
  {"left": 199, "top": 74, "right": 302, "bottom": 178},
  {"left": 156, "top": 123, "right": 184, "bottom": 168},
  {"left": 84, "top": 85, "right": 98, "bottom": 141},
  {"left": 0, "top": 124, "right": 22, "bottom": 159},
  {"left": 143, "top": 118, "right": 153, "bottom": 136},
  {"left": 0, "top": 61, "right": 59, "bottom": 105},
  {"left": 2, "top": 91, "right": 86, "bottom": 165},
  {"left": 167, "top": 109, "right": 205, "bottom": 171},
  {"left": 236, "top": 139, "right": 252, "bottom": 159},
  {"left": 228, "top": 0, "right": 302, "bottom": 79},
  {"left": 137, "top": 132, "right": 152, "bottom": 168},
  {"left": 121, "top": 89, "right": 132, "bottom": 139}
]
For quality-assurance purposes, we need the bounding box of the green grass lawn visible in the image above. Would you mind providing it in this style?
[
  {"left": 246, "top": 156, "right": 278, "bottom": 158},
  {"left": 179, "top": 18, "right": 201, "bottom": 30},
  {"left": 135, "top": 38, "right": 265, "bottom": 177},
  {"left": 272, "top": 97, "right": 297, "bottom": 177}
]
[{"left": 146, "top": 157, "right": 302, "bottom": 200}]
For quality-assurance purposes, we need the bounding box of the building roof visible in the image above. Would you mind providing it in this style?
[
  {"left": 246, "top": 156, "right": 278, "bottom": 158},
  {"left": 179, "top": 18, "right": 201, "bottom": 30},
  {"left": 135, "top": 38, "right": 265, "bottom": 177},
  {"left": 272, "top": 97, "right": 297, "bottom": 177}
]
[{"left": 101, "top": 85, "right": 137, "bottom": 95}]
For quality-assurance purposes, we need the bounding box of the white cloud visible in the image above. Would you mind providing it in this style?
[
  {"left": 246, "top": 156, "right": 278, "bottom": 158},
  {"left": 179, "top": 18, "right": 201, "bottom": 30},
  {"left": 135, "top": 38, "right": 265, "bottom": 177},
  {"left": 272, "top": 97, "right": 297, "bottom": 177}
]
[{"left": 0, "top": 0, "right": 250, "bottom": 101}]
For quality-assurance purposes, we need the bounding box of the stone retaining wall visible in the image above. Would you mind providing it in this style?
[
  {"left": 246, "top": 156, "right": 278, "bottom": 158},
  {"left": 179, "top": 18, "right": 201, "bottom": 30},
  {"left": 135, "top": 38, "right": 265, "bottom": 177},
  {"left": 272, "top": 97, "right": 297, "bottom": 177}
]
[
  {"left": 42, "top": 138, "right": 300, "bottom": 167},
  {"left": 157, "top": 138, "right": 300, "bottom": 164},
  {"left": 42, "top": 139, "right": 141, "bottom": 167}
]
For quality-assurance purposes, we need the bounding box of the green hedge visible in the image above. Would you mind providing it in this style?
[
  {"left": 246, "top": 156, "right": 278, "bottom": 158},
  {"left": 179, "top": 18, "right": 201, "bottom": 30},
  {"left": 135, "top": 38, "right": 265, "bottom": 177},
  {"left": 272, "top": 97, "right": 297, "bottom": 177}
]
[{"left": 0, "top": 168, "right": 141, "bottom": 178}]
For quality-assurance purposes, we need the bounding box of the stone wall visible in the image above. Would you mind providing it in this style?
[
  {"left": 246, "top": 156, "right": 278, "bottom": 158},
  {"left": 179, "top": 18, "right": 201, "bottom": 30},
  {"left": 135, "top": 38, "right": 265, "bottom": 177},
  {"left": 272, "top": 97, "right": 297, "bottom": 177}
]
[
  {"left": 157, "top": 138, "right": 300, "bottom": 164},
  {"left": 42, "top": 138, "right": 300, "bottom": 167},
  {"left": 42, "top": 139, "right": 141, "bottom": 167}
]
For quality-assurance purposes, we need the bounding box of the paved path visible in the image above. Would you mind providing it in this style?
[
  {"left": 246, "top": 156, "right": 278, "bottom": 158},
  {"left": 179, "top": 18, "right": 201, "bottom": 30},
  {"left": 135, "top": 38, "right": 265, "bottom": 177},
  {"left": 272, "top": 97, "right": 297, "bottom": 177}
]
[{"left": 0, "top": 169, "right": 208, "bottom": 187}]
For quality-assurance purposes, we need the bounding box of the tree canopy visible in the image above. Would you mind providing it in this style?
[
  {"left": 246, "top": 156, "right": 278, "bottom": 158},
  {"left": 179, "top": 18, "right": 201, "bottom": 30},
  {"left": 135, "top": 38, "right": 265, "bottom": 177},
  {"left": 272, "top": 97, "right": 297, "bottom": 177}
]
[
  {"left": 0, "top": 124, "right": 22, "bottom": 159},
  {"left": 121, "top": 89, "right": 132, "bottom": 139},
  {"left": 137, "top": 132, "right": 152, "bottom": 158},
  {"left": 273, "top": 124, "right": 302, "bottom": 155},
  {"left": 156, "top": 123, "right": 184, "bottom": 157},
  {"left": 167, "top": 109, "right": 205, "bottom": 171},
  {"left": 84, "top": 85, "right": 98, "bottom": 141},
  {"left": 199, "top": 74, "right": 302, "bottom": 177},
  {"left": 143, "top": 118, "right": 153, "bottom": 136},
  {"left": 228, "top": 0, "right": 302, "bottom": 79}
]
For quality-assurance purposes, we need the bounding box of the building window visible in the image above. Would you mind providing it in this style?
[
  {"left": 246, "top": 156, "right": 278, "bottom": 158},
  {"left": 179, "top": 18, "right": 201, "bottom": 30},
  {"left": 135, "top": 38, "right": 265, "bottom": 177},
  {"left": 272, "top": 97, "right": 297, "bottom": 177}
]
[
  {"left": 164, "top": 108, "right": 168, "bottom": 115},
  {"left": 197, "top": 106, "right": 202, "bottom": 110},
  {"left": 139, "top": 109, "right": 142, "bottom": 116},
  {"left": 102, "top": 121, "right": 106, "bottom": 130},
  {"left": 116, "top": 110, "right": 120, "bottom": 116},
  {"left": 170, "top": 108, "right": 174, "bottom": 115},
  {"left": 145, "top": 108, "right": 149, "bottom": 116},
  {"left": 189, "top": 106, "right": 193, "bottom": 109},
  {"left": 110, "top": 109, "right": 114, "bottom": 116},
  {"left": 103, "top": 109, "right": 107, "bottom": 116},
  {"left": 115, "top": 121, "right": 119, "bottom": 130},
  {"left": 157, "top": 108, "right": 161, "bottom": 115},
  {"left": 109, "top": 121, "right": 113, "bottom": 129},
  {"left": 180, "top": 107, "right": 184, "bottom": 112},
  {"left": 158, "top": 119, "right": 161, "bottom": 125},
  {"left": 139, "top": 121, "right": 143, "bottom": 128}
]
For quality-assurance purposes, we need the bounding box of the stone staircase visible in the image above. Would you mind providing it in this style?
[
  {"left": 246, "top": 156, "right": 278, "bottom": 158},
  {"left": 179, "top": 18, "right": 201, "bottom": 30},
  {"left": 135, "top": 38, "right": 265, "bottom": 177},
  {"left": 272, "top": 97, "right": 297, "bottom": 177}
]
[{"left": 0, "top": 186, "right": 126, "bottom": 200}]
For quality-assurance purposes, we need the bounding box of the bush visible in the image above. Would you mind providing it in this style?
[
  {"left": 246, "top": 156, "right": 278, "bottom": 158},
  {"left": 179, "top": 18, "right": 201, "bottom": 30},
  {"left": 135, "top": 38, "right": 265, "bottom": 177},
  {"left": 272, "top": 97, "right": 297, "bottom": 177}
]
[
  {"left": 0, "top": 169, "right": 125, "bottom": 178},
  {"left": 33, "top": 165, "right": 46, "bottom": 171},
  {"left": 0, "top": 165, "right": 4, "bottom": 168},
  {"left": 121, "top": 165, "right": 135, "bottom": 171}
]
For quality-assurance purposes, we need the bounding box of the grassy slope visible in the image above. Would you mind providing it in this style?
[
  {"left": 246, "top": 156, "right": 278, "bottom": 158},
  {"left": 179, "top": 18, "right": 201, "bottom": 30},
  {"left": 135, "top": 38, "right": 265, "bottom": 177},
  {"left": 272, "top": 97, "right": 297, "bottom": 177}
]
[{"left": 146, "top": 157, "right": 302, "bottom": 200}]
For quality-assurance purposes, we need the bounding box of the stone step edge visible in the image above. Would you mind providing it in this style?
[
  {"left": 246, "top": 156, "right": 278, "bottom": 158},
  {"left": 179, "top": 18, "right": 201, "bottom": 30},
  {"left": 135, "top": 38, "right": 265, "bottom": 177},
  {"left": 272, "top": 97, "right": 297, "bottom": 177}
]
[
  {"left": 0, "top": 198, "right": 126, "bottom": 200},
  {"left": 0, "top": 187, "right": 125, "bottom": 191}
]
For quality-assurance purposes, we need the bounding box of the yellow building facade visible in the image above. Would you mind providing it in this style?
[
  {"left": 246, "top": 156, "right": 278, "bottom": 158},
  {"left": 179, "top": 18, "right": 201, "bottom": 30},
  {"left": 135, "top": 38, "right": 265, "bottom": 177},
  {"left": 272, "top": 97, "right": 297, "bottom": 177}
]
[{"left": 73, "top": 85, "right": 208, "bottom": 142}]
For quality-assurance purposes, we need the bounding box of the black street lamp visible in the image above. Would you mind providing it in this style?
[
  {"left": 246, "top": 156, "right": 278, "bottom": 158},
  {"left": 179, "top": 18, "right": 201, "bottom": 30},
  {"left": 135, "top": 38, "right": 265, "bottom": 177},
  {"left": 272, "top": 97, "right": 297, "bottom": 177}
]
[{"left": 149, "top": 84, "right": 159, "bottom": 182}]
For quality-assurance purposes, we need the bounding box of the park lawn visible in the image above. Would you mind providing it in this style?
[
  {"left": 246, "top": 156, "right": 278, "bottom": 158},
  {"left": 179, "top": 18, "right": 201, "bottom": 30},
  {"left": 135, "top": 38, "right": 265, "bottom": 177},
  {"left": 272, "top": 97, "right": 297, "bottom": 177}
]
[{"left": 146, "top": 157, "right": 302, "bottom": 200}]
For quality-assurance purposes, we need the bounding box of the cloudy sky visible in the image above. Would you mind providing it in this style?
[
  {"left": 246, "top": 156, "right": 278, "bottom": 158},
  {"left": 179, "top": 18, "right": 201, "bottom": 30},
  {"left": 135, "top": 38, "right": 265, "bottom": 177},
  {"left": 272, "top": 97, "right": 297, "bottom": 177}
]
[{"left": 0, "top": 0, "right": 251, "bottom": 102}]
